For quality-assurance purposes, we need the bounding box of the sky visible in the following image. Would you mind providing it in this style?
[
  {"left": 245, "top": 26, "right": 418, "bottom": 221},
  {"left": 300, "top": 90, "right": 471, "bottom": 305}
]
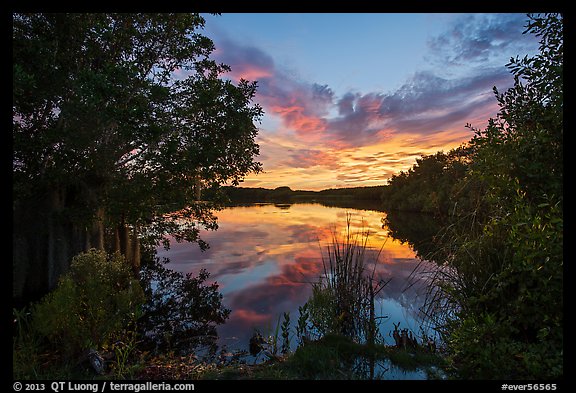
[{"left": 200, "top": 13, "right": 540, "bottom": 191}]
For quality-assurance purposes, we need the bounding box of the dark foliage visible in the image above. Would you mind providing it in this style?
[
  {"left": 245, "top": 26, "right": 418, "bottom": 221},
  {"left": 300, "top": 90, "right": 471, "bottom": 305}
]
[
  {"left": 380, "top": 146, "right": 472, "bottom": 216},
  {"left": 13, "top": 13, "right": 262, "bottom": 299},
  {"left": 219, "top": 185, "right": 385, "bottom": 204},
  {"left": 402, "top": 13, "right": 563, "bottom": 379},
  {"left": 381, "top": 210, "right": 447, "bottom": 262},
  {"left": 138, "top": 258, "right": 231, "bottom": 355}
]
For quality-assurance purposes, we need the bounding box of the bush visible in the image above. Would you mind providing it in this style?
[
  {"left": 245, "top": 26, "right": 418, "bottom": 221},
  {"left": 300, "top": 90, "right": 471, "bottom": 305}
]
[
  {"left": 405, "top": 14, "right": 563, "bottom": 379},
  {"left": 436, "top": 193, "right": 563, "bottom": 379},
  {"left": 306, "top": 284, "right": 338, "bottom": 337},
  {"left": 31, "top": 249, "right": 145, "bottom": 357}
]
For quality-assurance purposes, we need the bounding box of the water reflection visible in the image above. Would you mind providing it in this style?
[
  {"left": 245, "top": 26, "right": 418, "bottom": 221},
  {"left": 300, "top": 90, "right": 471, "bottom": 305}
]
[
  {"left": 157, "top": 203, "right": 434, "bottom": 359},
  {"left": 382, "top": 210, "right": 447, "bottom": 262}
]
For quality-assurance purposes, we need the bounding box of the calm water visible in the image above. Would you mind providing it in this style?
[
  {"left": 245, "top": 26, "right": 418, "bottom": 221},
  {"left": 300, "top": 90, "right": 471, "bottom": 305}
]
[{"left": 157, "top": 202, "right": 435, "bottom": 377}]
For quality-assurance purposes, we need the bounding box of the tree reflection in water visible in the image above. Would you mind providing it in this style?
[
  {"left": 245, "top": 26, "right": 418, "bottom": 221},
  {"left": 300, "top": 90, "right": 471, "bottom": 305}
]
[{"left": 156, "top": 203, "right": 443, "bottom": 375}]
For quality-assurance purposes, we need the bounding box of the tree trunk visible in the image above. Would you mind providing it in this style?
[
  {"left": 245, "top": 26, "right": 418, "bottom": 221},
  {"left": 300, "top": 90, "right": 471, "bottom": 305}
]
[
  {"left": 13, "top": 189, "right": 142, "bottom": 303},
  {"left": 114, "top": 226, "right": 121, "bottom": 254},
  {"left": 95, "top": 207, "right": 105, "bottom": 251},
  {"left": 85, "top": 227, "right": 92, "bottom": 250},
  {"left": 47, "top": 187, "right": 71, "bottom": 290},
  {"left": 122, "top": 221, "right": 132, "bottom": 266},
  {"left": 113, "top": 215, "right": 142, "bottom": 273},
  {"left": 84, "top": 206, "right": 106, "bottom": 252},
  {"left": 131, "top": 224, "right": 141, "bottom": 273}
]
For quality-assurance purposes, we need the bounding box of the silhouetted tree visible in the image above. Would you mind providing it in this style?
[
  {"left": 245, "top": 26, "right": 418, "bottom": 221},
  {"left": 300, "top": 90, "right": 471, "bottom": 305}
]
[{"left": 13, "top": 13, "right": 262, "bottom": 300}]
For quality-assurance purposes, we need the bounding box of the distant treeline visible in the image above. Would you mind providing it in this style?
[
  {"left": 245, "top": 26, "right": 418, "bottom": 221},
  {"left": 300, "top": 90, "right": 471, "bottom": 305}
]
[{"left": 220, "top": 185, "right": 385, "bottom": 203}]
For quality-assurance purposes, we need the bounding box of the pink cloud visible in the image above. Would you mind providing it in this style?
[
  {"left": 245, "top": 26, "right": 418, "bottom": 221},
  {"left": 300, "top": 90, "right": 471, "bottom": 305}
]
[
  {"left": 229, "top": 64, "right": 273, "bottom": 81},
  {"left": 211, "top": 35, "right": 517, "bottom": 157},
  {"left": 269, "top": 104, "right": 327, "bottom": 135},
  {"left": 232, "top": 308, "right": 270, "bottom": 325},
  {"left": 211, "top": 39, "right": 335, "bottom": 141}
]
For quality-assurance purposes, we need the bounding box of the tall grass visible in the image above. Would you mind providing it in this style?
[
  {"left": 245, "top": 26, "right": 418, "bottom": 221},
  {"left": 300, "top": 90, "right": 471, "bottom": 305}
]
[
  {"left": 408, "top": 204, "right": 516, "bottom": 343},
  {"left": 405, "top": 210, "right": 482, "bottom": 338},
  {"left": 308, "top": 214, "right": 390, "bottom": 345}
]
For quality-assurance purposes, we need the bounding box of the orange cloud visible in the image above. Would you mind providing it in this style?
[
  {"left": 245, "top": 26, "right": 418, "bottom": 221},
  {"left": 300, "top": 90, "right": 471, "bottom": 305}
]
[
  {"left": 232, "top": 308, "right": 271, "bottom": 325},
  {"left": 282, "top": 149, "right": 338, "bottom": 170},
  {"left": 241, "top": 125, "right": 475, "bottom": 190},
  {"left": 270, "top": 104, "right": 327, "bottom": 134},
  {"left": 269, "top": 97, "right": 326, "bottom": 141},
  {"left": 210, "top": 36, "right": 514, "bottom": 190}
]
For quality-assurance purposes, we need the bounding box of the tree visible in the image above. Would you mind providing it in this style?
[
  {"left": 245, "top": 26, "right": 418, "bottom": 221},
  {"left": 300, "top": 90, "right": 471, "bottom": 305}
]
[
  {"left": 468, "top": 13, "right": 562, "bottom": 206},
  {"left": 380, "top": 146, "right": 471, "bottom": 215},
  {"left": 379, "top": 13, "right": 563, "bottom": 378},
  {"left": 430, "top": 13, "right": 563, "bottom": 378},
  {"left": 13, "top": 13, "right": 263, "bottom": 300}
]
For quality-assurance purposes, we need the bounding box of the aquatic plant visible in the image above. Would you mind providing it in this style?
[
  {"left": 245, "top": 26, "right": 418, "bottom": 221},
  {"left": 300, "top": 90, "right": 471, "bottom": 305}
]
[{"left": 307, "top": 215, "right": 390, "bottom": 345}]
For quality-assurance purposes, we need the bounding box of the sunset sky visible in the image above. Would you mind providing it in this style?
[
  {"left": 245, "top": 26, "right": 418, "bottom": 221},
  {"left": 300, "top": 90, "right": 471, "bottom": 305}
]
[{"left": 201, "top": 13, "right": 539, "bottom": 191}]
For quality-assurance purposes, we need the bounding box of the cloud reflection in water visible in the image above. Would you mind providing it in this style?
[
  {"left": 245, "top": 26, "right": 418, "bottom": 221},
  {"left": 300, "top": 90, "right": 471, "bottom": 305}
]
[{"left": 156, "top": 203, "right": 433, "bottom": 352}]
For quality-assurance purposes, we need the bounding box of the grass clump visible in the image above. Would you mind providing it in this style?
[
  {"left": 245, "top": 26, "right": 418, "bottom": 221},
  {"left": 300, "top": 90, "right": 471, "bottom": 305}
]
[{"left": 307, "top": 215, "right": 389, "bottom": 345}]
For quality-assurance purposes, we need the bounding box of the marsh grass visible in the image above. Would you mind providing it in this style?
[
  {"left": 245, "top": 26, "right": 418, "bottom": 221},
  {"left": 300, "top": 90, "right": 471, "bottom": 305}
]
[
  {"left": 308, "top": 214, "right": 390, "bottom": 345},
  {"left": 407, "top": 208, "right": 506, "bottom": 339},
  {"left": 13, "top": 307, "right": 47, "bottom": 379}
]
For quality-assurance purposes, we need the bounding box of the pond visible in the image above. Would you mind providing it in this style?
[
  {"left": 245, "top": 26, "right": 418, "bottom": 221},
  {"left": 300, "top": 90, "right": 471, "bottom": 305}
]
[{"left": 156, "top": 202, "right": 439, "bottom": 378}]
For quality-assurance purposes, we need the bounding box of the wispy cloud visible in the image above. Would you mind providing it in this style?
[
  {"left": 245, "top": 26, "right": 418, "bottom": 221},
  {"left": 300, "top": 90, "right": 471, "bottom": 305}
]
[
  {"left": 213, "top": 38, "right": 276, "bottom": 81},
  {"left": 205, "top": 14, "right": 539, "bottom": 189},
  {"left": 213, "top": 40, "right": 516, "bottom": 151},
  {"left": 214, "top": 39, "right": 333, "bottom": 143},
  {"left": 426, "top": 14, "right": 538, "bottom": 68},
  {"left": 283, "top": 148, "right": 339, "bottom": 169}
]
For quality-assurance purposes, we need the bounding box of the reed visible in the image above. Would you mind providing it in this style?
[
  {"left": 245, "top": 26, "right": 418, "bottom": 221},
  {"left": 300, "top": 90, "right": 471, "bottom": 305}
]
[{"left": 308, "top": 214, "right": 390, "bottom": 345}]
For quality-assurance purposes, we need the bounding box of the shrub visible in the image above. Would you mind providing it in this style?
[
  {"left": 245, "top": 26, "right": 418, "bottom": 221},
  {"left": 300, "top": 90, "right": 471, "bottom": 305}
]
[
  {"left": 433, "top": 193, "right": 563, "bottom": 379},
  {"left": 31, "top": 249, "right": 145, "bottom": 357}
]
